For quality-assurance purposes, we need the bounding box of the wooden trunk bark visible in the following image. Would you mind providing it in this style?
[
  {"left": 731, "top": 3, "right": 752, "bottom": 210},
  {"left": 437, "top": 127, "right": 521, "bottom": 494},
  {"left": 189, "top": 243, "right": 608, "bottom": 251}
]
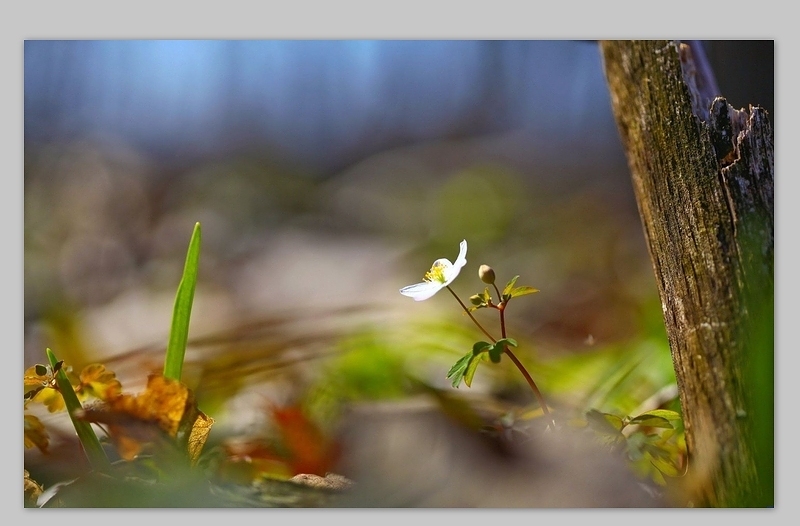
[{"left": 599, "top": 40, "right": 773, "bottom": 507}]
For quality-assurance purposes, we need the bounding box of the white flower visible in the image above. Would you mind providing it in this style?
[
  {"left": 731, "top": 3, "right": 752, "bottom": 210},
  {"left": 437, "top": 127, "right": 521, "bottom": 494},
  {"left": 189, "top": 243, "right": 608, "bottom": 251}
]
[{"left": 400, "top": 240, "right": 467, "bottom": 301}]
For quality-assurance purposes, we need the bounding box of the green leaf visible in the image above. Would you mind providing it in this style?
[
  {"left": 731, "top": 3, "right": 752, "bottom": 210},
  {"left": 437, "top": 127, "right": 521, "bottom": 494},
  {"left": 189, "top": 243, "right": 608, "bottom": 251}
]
[
  {"left": 650, "top": 456, "right": 680, "bottom": 477},
  {"left": 628, "top": 414, "right": 673, "bottom": 429},
  {"left": 488, "top": 343, "right": 503, "bottom": 363},
  {"left": 659, "top": 428, "right": 676, "bottom": 442},
  {"left": 509, "top": 286, "right": 539, "bottom": 298},
  {"left": 468, "top": 289, "right": 493, "bottom": 311},
  {"left": 446, "top": 352, "right": 474, "bottom": 388},
  {"left": 45, "top": 348, "right": 110, "bottom": 472},
  {"left": 484, "top": 338, "right": 516, "bottom": 364},
  {"left": 472, "top": 341, "right": 492, "bottom": 356},
  {"left": 163, "top": 222, "right": 202, "bottom": 382},
  {"left": 586, "top": 409, "right": 625, "bottom": 435},
  {"left": 502, "top": 275, "right": 519, "bottom": 297},
  {"left": 643, "top": 441, "right": 674, "bottom": 460},
  {"left": 463, "top": 353, "right": 482, "bottom": 387},
  {"left": 626, "top": 435, "right": 646, "bottom": 461},
  {"left": 651, "top": 467, "right": 667, "bottom": 486},
  {"left": 635, "top": 409, "right": 682, "bottom": 421}
]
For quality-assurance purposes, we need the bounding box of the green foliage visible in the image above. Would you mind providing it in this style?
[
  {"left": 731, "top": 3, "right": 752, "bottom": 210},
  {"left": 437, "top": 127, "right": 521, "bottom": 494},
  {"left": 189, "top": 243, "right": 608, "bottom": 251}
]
[
  {"left": 531, "top": 333, "right": 684, "bottom": 488},
  {"left": 500, "top": 275, "right": 538, "bottom": 302},
  {"left": 446, "top": 352, "right": 478, "bottom": 388},
  {"left": 578, "top": 407, "right": 684, "bottom": 486},
  {"left": 585, "top": 408, "right": 625, "bottom": 435},
  {"left": 628, "top": 410, "right": 675, "bottom": 428},
  {"left": 45, "top": 348, "right": 111, "bottom": 472},
  {"left": 466, "top": 276, "right": 539, "bottom": 313},
  {"left": 326, "top": 335, "right": 409, "bottom": 400},
  {"left": 538, "top": 338, "right": 676, "bottom": 416},
  {"left": 446, "top": 266, "right": 539, "bottom": 389},
  {"left": 467, "top": 288, "right": 492, "bottom": 311},
  {"left": 447, "top": 338, "right": 518, "bottom": 387},
  {"left": 304, "top": 330, "right": 411, "bottom": 427},
  {"left": 491, "top": 338, "right": 517, "bottom": 362},
  {"left": 164, "top": 222, "right": 202, "bottom": 381}
]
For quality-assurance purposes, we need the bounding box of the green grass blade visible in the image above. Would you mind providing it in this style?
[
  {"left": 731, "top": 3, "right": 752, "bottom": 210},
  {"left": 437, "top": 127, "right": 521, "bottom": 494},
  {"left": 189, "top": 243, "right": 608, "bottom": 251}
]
[
  {"left": 163, "top": 222, "right": 201, "bottom": 381},
  {"left": 45, "top": 348, "right": 110, "bottom": 472}
]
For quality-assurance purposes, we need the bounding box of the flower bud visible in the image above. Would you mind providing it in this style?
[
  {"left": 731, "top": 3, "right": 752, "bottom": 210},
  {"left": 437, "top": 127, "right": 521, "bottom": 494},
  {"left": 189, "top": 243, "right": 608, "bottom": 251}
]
[
  {"left": 478, "top": 264, "right": 495, "bottom": 284},
  {"left": 469, "top": 294, "right": 484, "bottom": 306}
]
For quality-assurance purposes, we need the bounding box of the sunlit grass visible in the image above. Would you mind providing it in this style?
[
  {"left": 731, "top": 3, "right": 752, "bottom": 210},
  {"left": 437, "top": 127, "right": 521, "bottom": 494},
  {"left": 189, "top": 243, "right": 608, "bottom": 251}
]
[{"left": 163, "top": 222, "right": 201, "bottom": 382}]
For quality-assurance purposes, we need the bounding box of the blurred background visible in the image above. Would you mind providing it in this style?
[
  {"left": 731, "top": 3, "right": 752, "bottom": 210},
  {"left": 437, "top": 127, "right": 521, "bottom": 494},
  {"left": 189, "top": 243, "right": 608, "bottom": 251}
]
[{"left": 23, "top": 40, "right": 773, "bottom": 505}]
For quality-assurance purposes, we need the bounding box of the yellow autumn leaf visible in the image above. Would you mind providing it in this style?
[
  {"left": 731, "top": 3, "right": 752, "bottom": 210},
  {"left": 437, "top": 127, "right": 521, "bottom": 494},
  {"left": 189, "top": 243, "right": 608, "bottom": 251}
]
[
  {"left": 187, "top": 410, "right": 215, "bottom": 465},
  {"left": 31, "top": 387, "right": 66, "bottom": 413},
  {"left": 78, "top": 363, "right": 122, "bottom": 401},
  {"left": 24, "top": 414, "right": 49, "bottom": 453},
  {"left": 76, "top": 374, "right": 213, "bottom": 462}
]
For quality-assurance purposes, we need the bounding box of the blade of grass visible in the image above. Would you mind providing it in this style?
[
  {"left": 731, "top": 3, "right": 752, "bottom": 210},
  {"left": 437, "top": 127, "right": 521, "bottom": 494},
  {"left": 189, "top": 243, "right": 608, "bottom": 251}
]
[
  {"left": 45, "top": 348, "right": 110, "bottom": 472},
  {"left": 163, "top": 222, "right": 201, "bottom": 381}
]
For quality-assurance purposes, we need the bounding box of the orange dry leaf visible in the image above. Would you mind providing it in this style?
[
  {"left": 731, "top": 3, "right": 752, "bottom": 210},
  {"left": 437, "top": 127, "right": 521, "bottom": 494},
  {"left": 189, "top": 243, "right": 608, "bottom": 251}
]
[
  {"left": 77, "top": 374, "right": 213, "bottom": 462},
  {"left": 218, "top": 438, "right": 295, "bottom": 482},
  {"left": 214, "top": 405, "right": 339, "bottom": 482},
  {"left": 270, "top": 405, "right": 340, "bottom": 476},
  {"left": 106, "top": 374, "right": 190, "bottom": 437}
]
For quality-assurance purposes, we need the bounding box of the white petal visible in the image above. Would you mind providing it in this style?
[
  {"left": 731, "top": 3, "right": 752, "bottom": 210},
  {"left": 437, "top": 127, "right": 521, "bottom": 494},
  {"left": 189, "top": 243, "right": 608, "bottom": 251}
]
[
  {"left": 443, "top": 239, "right": 467, "bottom": 285},
  {"left": 399, "top": 281, "right": 444, "bottom": 301},
  {"left": 455, "top": 239, "right": 467, "bottom": 269}
]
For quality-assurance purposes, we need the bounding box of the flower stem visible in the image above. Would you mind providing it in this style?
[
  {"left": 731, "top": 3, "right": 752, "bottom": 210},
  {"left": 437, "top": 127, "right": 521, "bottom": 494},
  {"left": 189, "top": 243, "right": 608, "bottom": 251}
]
[
  {"left": 503, "top": 348, "right": 556, "bottom": 430},
  {"left": 494, "top": 283, "right": 507, "bottom": 339},
  {"left": 447, "top": 285, "right": 555, "bottom": 431},
  {"left": 446, "top": 286, "right": 497, "bottom": 343},
  {"left": 492, "top": 283, "right": 503, "bottom": 302}
]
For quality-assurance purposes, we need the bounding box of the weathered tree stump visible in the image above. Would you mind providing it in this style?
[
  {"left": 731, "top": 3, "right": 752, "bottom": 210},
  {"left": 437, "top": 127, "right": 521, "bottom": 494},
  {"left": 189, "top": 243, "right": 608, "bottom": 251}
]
[{"left": 600, "top": 40, "right": 773, "bottom": 507}]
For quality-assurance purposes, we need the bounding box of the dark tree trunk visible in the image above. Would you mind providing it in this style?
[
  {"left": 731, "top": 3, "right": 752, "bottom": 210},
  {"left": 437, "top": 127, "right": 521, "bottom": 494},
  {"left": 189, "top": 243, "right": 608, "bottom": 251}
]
[{"left": 599, "top": 40, "right": 773, "bottom": 507}]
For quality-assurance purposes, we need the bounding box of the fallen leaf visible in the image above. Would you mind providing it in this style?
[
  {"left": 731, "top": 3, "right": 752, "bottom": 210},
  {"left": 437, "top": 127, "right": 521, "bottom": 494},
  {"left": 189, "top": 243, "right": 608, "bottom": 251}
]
[
  {"left": 77, "top": 374, "right": 213, "bottom": 462},
  {"left": 270, "top": 405, "right": 340, "bottom": 476},
  {"left": 187, "top": 410, "right": 214, "bottom": 464},
  {"left": 24, "top": 414, "right": 49, "bottom": 453},
  {"left": 77, "top": 364, "right": 122, "bottom": 401}
]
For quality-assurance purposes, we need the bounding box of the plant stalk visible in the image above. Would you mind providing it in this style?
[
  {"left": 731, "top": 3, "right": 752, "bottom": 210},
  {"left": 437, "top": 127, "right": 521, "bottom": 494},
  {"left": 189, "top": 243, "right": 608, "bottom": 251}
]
[
  {"left": 447, "top": 285, "right": 555, "bottom": 430},
  {"left": 46, "top": 348, "right": 111, "bottom": 472},
  {"left": 446, "top": 286, "right": 497, "bottom": 343}
]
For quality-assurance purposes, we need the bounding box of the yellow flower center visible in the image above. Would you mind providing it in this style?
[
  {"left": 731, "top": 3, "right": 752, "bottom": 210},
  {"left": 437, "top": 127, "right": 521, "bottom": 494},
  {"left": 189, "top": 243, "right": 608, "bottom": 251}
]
[{"left": 424, "top": 262, "right": 447, "bottom": 283}]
